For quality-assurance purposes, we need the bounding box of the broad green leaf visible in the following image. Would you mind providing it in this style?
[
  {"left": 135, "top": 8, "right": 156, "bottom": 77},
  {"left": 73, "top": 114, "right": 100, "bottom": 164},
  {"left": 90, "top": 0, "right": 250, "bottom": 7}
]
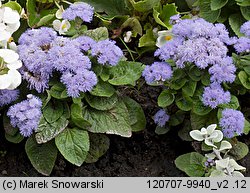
[
  {"left": 157, "top": 90, "right": 175, "bottom": 108},
  {"left": 4, "top": 1, "right": 22, "bottom": 13},
  {"left": 240, "top": 6, "right": 250, "bottom": 20},
  {"left": 55, "top": 128, "right": 89, "bottom": 166},
  {"left": 182, "top": 81, "right": 197, "bottom": 97},
  {"left": 155, "top": 126, "right": 170, "bottom": 135},
  {"left": 128, "top": 0, "right": 161, "bottom": 12},
  {"left": 190, "top": 111, "right": 217, "bottom": 131},
  {"left": 85, "top": 94, "right": 118, "bottom": 111},
  {"left": 175, "top": 152, "right": 205, "bottom": 177},
  {"left": 85, "top": 133, "right": 110, "bottom": 163},
  {"left": 108, "top": 61, "right": 144, "bottom": 86},
  {"left": 123, "top": 97, "right": 146, "bottom": 132},
  {"left": 83, "top": 100, "right": 132, "bottom": 137},
  {"left": 5, "top": 132, "right": 24, "bottom": 144},
  {"left": 178, "top": 120, "right": 193, "bottom": 141},
  {"left": 171, "top": 78, "right": 188, "bottom": 90},
  {"left": 26, "top": 0, "right": 40, "bottom": 27},
  {"left": 81, "top": 27, "right": 109, "bottom": 41},
  {"left": 229, "top": 142, "right": 249, "bottom": 160},
  {"left": 238, "top": 71, "right": 250, "bottom": 89},
  {"left": 153, "top": 3, "right": 179, "bottom": 28},
  {"left": 192, "top": 98, "right": 212, "bottom": 116},
  {"left": 235, "top": 0, "right": 250, "bottom": 6},
  {"left": 90, "top": 79, "right": 115, "bottom": 97},
  {"left": 243, "top": 119, "right": 250, "bottom": 135},
  {"left": 35, "top": 116, "right": 69, "bottom": 144},
  {"left": 42, "top": 101, "right": 64, "bottom": 123},
  {"left": 25, "top": 136, "right": 57, "bottom": 176},
  {"left": 3, "top": 116, "right": 19, "bottom": 136},
  {"left": 49, "top": 83, "right": 68, "bottom": 99},
  {"left": 121, "top": 17, "right": 143, "bottom": 36},
  {"left": 198, "top": 0, "right": 221, "bottom": 22},
  {"left": 80, "top": 0, "right": 129, "bottom": 18},
  {"left": 211, "top": 0, "right": 228, "bottom": 10},
  {"left": 218, "top": 95, "right": 239, "bottom": 109},
  {"left": 176, "top": 94, "right": 193, "bottom": 111},
  {"left": 71, "top": 103, "right": 91, "bottom": 129},
  {"left": 37, "top": 14, "right": 55, "bottom": 27},
  {"left": 138, "top": 29, "right": 156, "bottom": 47},
  {"left": 169, "top": 110, "right": 186, "bottom": 126},
  {"left": 188, "top": 66, "right": 202, "bottom": 81},
  {"left": 229, "top": 14, "right": 245, "bottom": 37}
]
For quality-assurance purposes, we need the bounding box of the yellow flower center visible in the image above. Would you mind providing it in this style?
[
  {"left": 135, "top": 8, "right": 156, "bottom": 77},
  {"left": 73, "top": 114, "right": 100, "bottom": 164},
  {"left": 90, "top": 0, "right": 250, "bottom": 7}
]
[{"left": 165, "top": 35, "right": 172, "bottom": 41}]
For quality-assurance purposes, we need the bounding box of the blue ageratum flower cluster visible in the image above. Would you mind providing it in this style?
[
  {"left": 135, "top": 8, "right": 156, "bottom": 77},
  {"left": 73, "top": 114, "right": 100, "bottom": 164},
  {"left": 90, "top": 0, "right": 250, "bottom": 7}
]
[
  {"left": 62, "top": 2, "right": 94, "bottom": 22},
  {"left": 234, "top": 21, "right": 250, "bottom": 53},
  {"left": 153, "top": 17, "right": 237, "bottom": 108},
  {"left": 0, "top": 89, "right": 19, "bottom": 107},
  {"left": 154, "top": 109, "right": 170, "bottom": 127},
  {"left": 7, "top": 94, "right": 42, "bottom": 137},
  {"left": 18, "top": 27, "right": 123, "bottom": 97},
  {"left": 219, "top": 109, "right": 245, "bottom": 138},
  {"left": 142, "top": 62, "right": 173, "bottom": 84}
]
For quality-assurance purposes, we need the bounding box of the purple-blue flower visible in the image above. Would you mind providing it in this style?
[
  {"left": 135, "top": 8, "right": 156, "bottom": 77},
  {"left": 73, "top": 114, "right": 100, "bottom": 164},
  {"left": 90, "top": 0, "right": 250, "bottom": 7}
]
[
  {"left": 219, "top": 109, "right": 245, "bottom": 138},
  {"left": 154, "top": 109, "right": 170, "bottom": 127},
  {"left": 202, "top": 83, "right": 231, "bottom": 109},
  {"left": 60, "top": 69, "right": 97, "bottom": 97},
  {"left": 240, "top": 21, "right": 250, "bottom": 38},
  {"left": 91, "top": 39, "right": 124, "bottom": 66},
  {"left": 142, "top": 62, "right": 173, "bottom": 84},
  {"left": 169, "top": 14, "right": 181, "bottom": 25},
  {"left": 49, "top": 38, "right": 91, "bottom": 72},
  {"left": 0, "top": 89, "right": 19, "bottom": 107},
  {"left": 73, "top": 36, "right": 96, "bottom": 52},
  {"left": 62, "top": 2, "right": 94, "bottom": 22},
  {"left": 7, "top": 94, "right": 42, "bottom": 137},
  {"left": 234, "top": 37, "right": 250, "bottom": 53},
  {"left": 208, "top": 57, "right": 236, "bottom": 84}
]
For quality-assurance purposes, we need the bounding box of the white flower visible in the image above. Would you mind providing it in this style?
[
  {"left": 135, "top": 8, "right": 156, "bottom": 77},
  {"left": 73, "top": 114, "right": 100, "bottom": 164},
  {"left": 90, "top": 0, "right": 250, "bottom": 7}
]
[
  {"left": 156, "top": 30, "right": 173, "bottom": 48},
  {"left": 56, "top": 6, "right": 64, "bottom": 19},
  {"left": 53, "top": 19, "right": 71, "bottom": 35},
  {"left": 0, "top": 6, "right": 20, "bottom": 34},
  {"left": 190, "top": 124, "right": 223, "bottom": 148},
  {"left": 0, "top": 49, "right": 22, "bottom": 90},
  {"left": 124, "top": 31, "right": 132, "bottom": 43}
]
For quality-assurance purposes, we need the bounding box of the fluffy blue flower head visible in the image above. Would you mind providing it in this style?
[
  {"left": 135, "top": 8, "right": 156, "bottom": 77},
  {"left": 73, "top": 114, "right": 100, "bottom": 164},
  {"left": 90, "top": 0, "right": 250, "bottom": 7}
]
[
  {"left": 7, "top": 94, "right": 42, "bottom": 137},
  {"left": 240, "top": 21, "right": 250, "bottom": 38},
  {"left": 0, "top": 89, "right": 19, "bottom": 107},
  {"left": 234, "top": 37, "right": 250, "bottom": 53},
  {"left": 202, "top": 83, "right": 231, "bottom": 109},
  {"left": 142, "top": 62, "right": 173, "bottom": 84},
  {"left": 91, "top": 39, "right": 124, "bottom": 66},
  {"left": 154, "top": 109, "right": 170, "bottom": 127},
  {"left": 219, "top": 109, "right": 245, "bottom": 138},
  {"left": 62, "top": 2, "right": 94, "bottom": 22}
]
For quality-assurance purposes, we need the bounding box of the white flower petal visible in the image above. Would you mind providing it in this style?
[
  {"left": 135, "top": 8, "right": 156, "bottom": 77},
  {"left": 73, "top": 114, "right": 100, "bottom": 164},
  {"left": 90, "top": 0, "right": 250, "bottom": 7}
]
[
  {"left": 0, "top": 49, "right": 19, "bottom": 63},
  {"left": 206, "top": 124, "right": 217, "bottom": 134},
  {"left": 205, "top": 153, "right": 216, "bottom": 159},
  {"left": 7, "top": 60, "right": 22, "bottom": 70},
  {"left": 0, "top": 73, "right": 12, "bottom": 89},
  {"left": 3, "top": 7, "right": 20, "bottom": 24},
  {"left": 209, "top": 170, "right": 227, "bottom": 177},
  {"left": 52, "top": 19, "right": 62, "bottom": 31},
  {"left": 56, "top": 7, "right": 64, "bottom": 19},
  {"left": 189, "top": 130, "right": 204, "bottom": 141},
  {"left": 0, "top": 30, "right": 11, "bottom": 41},
  {"left": 5, "top": 69, "right": 22, "bottom": 89},
  {"left": 200, "top": 128, "right": 207, "bottom": 135}
]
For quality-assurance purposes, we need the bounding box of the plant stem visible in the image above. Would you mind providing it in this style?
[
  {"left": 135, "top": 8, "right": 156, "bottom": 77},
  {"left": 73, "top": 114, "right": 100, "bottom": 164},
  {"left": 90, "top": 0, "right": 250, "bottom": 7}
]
[{"left": 119, "top": 37, "right": 135, "bottom": 62}]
